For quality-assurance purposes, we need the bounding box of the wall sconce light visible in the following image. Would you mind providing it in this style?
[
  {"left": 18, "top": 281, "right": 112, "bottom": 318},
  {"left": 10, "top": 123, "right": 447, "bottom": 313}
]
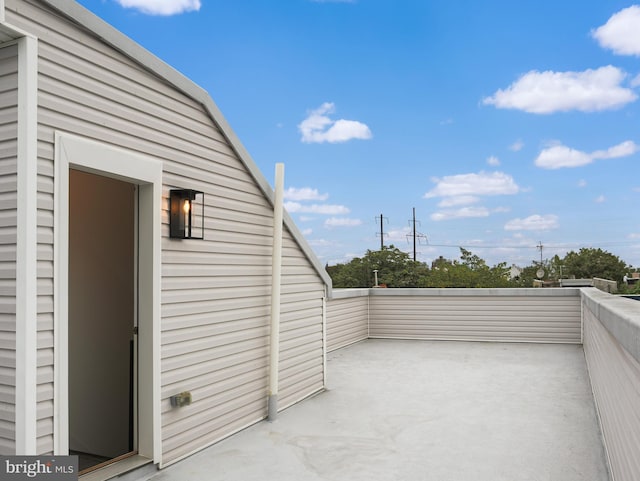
[{"left": 170, "top": 189, "right": 204, "bottom": 239}]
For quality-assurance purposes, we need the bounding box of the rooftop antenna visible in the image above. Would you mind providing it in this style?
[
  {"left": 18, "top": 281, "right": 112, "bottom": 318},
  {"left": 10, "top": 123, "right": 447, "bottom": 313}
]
[
  {"left": 406, "top": 207, "right": 428, "bottom": 261},
  {"left": 376, "top": 214, "right": 388, "bottom": 250}
]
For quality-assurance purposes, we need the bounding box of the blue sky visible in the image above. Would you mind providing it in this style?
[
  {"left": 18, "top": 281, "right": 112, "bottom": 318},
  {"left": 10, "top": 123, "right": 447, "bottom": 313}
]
[{"left": 78, "top": 0, "right": 640, "bottom": 268}]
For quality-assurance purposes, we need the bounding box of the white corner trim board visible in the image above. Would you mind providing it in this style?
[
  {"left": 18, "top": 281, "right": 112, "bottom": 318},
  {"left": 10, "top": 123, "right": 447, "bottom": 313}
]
[{"left": 15, "top": 34, "right": 38, "bottom": 455}]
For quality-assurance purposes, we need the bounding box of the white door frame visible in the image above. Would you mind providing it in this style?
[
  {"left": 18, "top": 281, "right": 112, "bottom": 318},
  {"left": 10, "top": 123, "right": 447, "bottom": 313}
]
[{"left": 54, "top": 132, "right": 162, "bottom": 464}]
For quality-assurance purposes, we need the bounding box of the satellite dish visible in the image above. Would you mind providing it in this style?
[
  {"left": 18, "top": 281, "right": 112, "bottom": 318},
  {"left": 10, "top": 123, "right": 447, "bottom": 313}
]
[{"left": 536, "top": 268, "right": 545, "bottom": 279}]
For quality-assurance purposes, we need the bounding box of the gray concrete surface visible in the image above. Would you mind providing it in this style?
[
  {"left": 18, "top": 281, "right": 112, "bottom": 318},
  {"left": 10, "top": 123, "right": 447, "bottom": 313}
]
[{"left": 148, "top": 340, "right": 610, "bottom": 481}]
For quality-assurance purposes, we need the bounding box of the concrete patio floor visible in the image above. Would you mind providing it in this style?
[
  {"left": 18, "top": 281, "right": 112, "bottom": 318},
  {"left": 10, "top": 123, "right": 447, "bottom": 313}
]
[{"left": 147, "top": 339, "right": 610, "bottom": 481}]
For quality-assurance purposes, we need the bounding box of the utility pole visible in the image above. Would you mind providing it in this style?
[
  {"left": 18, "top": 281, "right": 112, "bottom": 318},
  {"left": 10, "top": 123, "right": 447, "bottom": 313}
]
[
  {"left": 376, "top": 214, "right": 388, "bottom": 251},
  {"left": 406, "top": 208, "right": 427, "bottom": 261},
  {"left": 412, "top": 208, "right": 417, "bottom": 261},
  {"left": 537, "top": 241, "right": 544, "bottom": 265}
]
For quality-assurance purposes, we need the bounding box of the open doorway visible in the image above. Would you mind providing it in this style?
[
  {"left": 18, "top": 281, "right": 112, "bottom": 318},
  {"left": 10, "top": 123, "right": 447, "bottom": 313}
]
[{"left": 68, "top": 169, "right": 137, "bottom": 473}]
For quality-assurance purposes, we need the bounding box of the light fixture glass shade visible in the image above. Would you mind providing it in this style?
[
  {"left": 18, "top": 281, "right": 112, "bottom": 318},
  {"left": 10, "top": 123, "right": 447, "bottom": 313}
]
[{"left": 169, "top": 189, "right": 204, "bottom": 239}]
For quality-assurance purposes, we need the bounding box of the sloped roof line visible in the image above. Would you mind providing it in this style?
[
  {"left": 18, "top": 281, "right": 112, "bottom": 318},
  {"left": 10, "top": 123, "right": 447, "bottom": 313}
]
[{"left": 35, "top": 0, "right": 332, "bottom": 289}]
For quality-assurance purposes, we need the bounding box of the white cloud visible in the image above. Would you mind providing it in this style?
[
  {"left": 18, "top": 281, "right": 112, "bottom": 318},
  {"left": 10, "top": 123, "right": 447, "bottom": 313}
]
[
  {"left": 299, "top": 102, "right": 372, "bottom": 143},
  {"left": 425, "top": 171, "right": 520, "bottom": 198},
  {"left": 592, "top": 140, "right": 639, "bottom": 159},
  {"left": 509, "top": 139, "right": 524, "bottom": 152},
  {"left": 534, "top": 145, "right": 592, "bottom": 169},
  {"left": 307, "top": 238, "right": 337, "bottom": 247},
  {"left": 115, "top": 0, "right": 200, "bottom": 15},
  {"left": 437, "top": 195, "right": 480, "bottom": 207},
  {"left": 578, "top": 179, "right": 587, "bottom": 187},
  {"left": 535, "top": 140, "right": 639, "bottom": 169},
  {"left": 632, "top": 74, "right": 640, "bottom": 87},
  {"left": 427, "top": 172, "right": 520, "bottom": 222},
  {"left": 504, "top": 214, "right": 559, "bottom": 231},
  {"left": 431, "top": 207, "right": 490, "bottom": 221},
  {"left": 595, "top": 195, "right": 606, "bottom": 203},
  {"left": 482, "top": 66, "right": 637, "bottom": 114},
  {"left": 284, "top": 201, "right": 349, "bottom": 215},
  {"left": 283, "top": 187, "right": 329, "bottom": 201},
  {"left": 487, "top": 155, "right": 500, "bottom": 166},
  {"left": 592, "top": 5, "right": 640, "bottom": 56},
  {"left": 301, "top": 228, "right": 313, "bottom": 236},
  {"left": 324, "top": 217, "right": 363, "bottom": 227},
  {"left": 386, "top": 227, "right": 412, "bottom": 243}
]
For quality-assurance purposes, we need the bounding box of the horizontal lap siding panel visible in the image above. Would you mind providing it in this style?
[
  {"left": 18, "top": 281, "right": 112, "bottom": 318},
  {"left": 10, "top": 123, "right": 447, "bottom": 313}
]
[
  {"left": 369, "top": 295, "right": 581, "bottom": 343},
  {"left": 37, "top": 163, "right": 54, "bottom": 454},
  {"left": 326, "top": 296, "right": 368, "bottom": 352},
  {"left": 162, "top": 393, "right": 265, "bottom": 463},
  {"left": 161, "top": 279, "right": 271, "bottom": 467},
  {"left": 0, "top": 42, "right": 17, "bottom": 455},
  {"left": 583, "top": 304, "right": 640, "bottom": 481},
  {"left": 162, "top": 349, "right": 268, "bottom": 394},
  {"left": 277, "top": 245, "right": 325, "bottom": 410},
  {"left": 162, "top": 275, "right": 270, "bottom": 291},
  {"left": 162, "top": 305, "right": 270, "bottom": 331}
]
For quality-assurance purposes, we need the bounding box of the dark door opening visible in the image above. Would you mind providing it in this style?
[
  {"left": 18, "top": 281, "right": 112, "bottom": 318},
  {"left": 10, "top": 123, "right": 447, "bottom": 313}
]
[{"left": 68, "top": 169, "right": 137, "bottom": 473}]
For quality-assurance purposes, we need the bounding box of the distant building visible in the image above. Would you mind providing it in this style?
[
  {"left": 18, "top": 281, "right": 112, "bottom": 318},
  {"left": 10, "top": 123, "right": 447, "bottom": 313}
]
[
  {"left": 509, "top": 264, "right": 523, "bottom": 280},
  {"left": 624, "top": 272, "right": 640, "bottom": 286}
]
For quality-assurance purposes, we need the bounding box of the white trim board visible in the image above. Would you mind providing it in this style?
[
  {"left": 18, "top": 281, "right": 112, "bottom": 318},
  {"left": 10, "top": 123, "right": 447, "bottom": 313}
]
[
  {"left": 54, "top": 132, "right": 162, "bottom": 465},
  {"left": 15, "top": 34, "right": 38, "bottom": 455}
]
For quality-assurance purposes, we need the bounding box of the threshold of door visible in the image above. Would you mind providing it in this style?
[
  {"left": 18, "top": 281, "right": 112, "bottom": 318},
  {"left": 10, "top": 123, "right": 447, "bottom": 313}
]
[{"left": 80, "top": 454, "right": 155, "bottom": 481}]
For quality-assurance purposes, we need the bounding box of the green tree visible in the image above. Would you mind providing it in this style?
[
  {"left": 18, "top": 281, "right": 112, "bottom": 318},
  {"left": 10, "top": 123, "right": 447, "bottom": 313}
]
[
  {"left": 325, "top": 257, "right": 369, "bottom": 288},
  {"left": 327, "top": 246, "right": 637, "bottom": 289},
  {"left": 420, "top": 248, "right": 511, "bottom": 288},
  {"left": 562, "top": 248, "right": 629, "bottom": 284},
  {"left": 326, "top": 245, "right": 429, "bottom": 288},
  {"left": 420, "top": 256, "right": 463, "bottom": 287}
]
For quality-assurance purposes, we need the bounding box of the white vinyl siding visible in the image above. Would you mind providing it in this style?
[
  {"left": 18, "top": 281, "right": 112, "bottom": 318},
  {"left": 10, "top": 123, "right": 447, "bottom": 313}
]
[
  {"left": 6, "top": 0, "right": 326, "bottom": 464},
  {"left": 582, "top": 289, "right": 640, "bottom": 481},
  {"left": 0, "top": 41, "right": 17, "bottom": 455},
  {"left": 368, "top": 289, "right": 581, "bottom": 343},
  {"left": 37, "top": 146, "right": 54, "bottom": 453},
  {"left": 326, "top": 290, "right": 368, "bottom": 352},
  {"left": 278, "top": 236, "right": 324, "bottom": 409}
]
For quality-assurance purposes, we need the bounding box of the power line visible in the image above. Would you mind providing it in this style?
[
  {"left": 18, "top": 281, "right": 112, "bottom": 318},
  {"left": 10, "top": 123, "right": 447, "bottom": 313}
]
[{"left": 423, "top": 240, "right": 640, "bottom": 250}]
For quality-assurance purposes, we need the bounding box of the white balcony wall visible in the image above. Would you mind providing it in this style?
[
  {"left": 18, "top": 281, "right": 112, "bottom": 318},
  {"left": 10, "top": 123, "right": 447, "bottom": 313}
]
[
  {"left": 329, "top": 288, "right": 582, "bottom": 344},
  {"left": 326, "top": 289, "right": 369, "bottom": 352},
  {"left": 582, "top": 288, "right": 640, "bottom": 481}
]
